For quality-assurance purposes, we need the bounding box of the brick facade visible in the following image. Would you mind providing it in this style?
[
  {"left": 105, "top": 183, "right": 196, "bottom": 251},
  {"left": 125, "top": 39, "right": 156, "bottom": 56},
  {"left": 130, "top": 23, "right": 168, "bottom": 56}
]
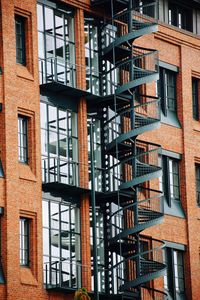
[{"left": 0, "top": 0, "right": 199, "bottom": 299}]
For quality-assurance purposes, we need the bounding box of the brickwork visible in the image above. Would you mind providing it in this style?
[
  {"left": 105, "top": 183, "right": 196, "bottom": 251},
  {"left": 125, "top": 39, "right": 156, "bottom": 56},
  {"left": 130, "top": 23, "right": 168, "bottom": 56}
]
[{"left": 0, "top": 0, "right": 199, "bottom": 299}]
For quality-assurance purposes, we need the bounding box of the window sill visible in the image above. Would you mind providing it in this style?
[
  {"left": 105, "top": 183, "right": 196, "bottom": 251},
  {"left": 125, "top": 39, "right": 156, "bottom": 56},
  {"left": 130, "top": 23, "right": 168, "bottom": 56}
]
[
  {"left": 18, "top": 163, "right": 36, "bottom": 182},
  {"left": 164, "top": 197, "right": 185, "bottom": 218},
  {"left": 16, "top": 64, "right": 34, "bottom": 82},
  {"left": 20, "top": 267, "right": 38, "bottom": 286},
  {"left": 193, "top": 120, "right": 200, "bottom": 132},
  {"left": 161, "top": 111, "right": 181, "bottom": 128}
]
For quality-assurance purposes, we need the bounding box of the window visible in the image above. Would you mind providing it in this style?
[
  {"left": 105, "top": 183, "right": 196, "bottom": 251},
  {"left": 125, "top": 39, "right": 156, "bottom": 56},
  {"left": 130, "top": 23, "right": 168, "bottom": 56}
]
[
  {"left": 135, "top": 0, "right": 157, "bottom": 18},
  {"left": 90, "top": 208, "right": 105, "bottom": 292},
  {"left": 40, "top": 102, "right": 78, "bottom": 185},
  {"left": 158, "top": 68, "right": 177, "bottom": 117},
  {"left": 37, "top": 3, "right": 75, "bottom": 86},
  {"left": 15, "top": 15, "right": 26, "bottom": 65},
  {"left": 164, "top": 248, "right": 185, "bottom": 299},
  {"left": 88, "top": 116, "right": 102, "bottom": 191},
  {"left": 168, "top": 2, "right": 192, "bottom": 32},
  {"left": 84, "top": 17, "right": 100, "bottom": 95},
  {"left": 18, "top": 116, "right": 28, "bottom": 163},
  {"left": 192, "top": 78, "right": 199, "bottom": 120},
  {"left": 161, "top": 156, "right": 180, "bottom": 206},
  {"left": 20, "top": 218, "right": 30, "bottom": 266},
  {"left": 42, "top": 198, "right": 81, "bottom": 288},
  {"left": 195, "top": 164, "right": 200, "bottom": 207}
]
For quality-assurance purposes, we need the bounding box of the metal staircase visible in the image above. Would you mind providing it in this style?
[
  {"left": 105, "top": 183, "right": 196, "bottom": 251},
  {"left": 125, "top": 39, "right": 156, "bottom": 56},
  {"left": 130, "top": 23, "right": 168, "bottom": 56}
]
[{"left": 92, "top": 0, "right": 167, "bottom": 299}]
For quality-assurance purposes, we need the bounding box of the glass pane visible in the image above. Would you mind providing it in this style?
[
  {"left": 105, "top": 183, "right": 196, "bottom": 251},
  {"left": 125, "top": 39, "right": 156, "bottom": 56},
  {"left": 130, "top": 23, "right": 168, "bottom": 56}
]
[
  {"left": 55, "top": 11, "right": 64, "bottom": 38},
  {"left": 56, "top": 38, "right": 64, "bottom": 60},
  {"left": 42, "top": 201, "right": 49, "bottom": 227},
  {"left": 48, "top": 106, "right": 57, "bottom": 130},
  {"left": 37, "top": 4, "right": 44, "bottom": 31},
  {"left": 59, "top": 110, "right": 67, "bottom": 132},
  {"left": 46, "top": 34, "right": 55, "bottom": 58},
  {"left": 43, "top": 228, "right": 49, "bottom": 255},
  {"left": 51, "top": 229, "right": 59, "bottom": 257},
  {"left": 38, "top": 32, "right": 45, "bottom": 59},
  {"left": 51, "top": 202, "right": 59, "bottom": 229},
  {"left": 40, "top": 102, "right": 47, "bottom": 128},
  {"left": 45, "top": 7, "right": 54, "bottom": 34},
  {"left": 49, "top": 131, "right": 58, "bottom": 156},
  {"left": 59, "top": 134, "right": 67, "bottom": 158},
  {"left": 61, "top": 205, "right": 69, "bottom": 231}
]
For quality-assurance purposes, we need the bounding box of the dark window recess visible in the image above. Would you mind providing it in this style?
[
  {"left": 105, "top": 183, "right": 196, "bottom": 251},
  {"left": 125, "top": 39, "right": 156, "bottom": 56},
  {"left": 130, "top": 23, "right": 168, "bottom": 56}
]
[
  {"left": 18, "top": 116, "right": 28, "bottom": 163},
  {"left": 135, "top": 0, "right": 157, "bottom": 18},
  {"left": 192, "top": 78, "right": 199, "bottom": 120},
  {"left": 168, "top": 2, "right": 193, "bottom": 32},
  {"left": 158, "top": 68, "right": 177, "bottom": 116},
  {"left": 20, "top": 218, "right": 30, "bottom": 266},
  {"left": 195, "top": 164, "right": 200, "bottom": 207},
  {"left": 162, "top": 156, "right": 180, "bottom": 206},
  {"left": 164, "top": 248, "right": 185, "bottom": 299},
  {"left": 15, "top": 16, "right": 26, "bottom": 65}
]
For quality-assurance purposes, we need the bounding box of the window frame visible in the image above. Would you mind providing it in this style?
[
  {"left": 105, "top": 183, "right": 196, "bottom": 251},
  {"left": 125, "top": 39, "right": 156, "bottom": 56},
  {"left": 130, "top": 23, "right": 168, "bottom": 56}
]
[
  {"left": 37, "top": 3, "right": 76, "bottom": 86},
  {"left": 42, "top": 198, "right": 81, "bottom": 288},
  {"left": 19, "top": 217, "right": 30, "bottom": 267},
  {"left": 18, "top": 115, "right": 28, "bottom": 164},
  {"left": 162, "top": 155, "right": 181, "bottom": 207},
  {"left": 164, "top": 247, "right": 185, "bottom": 299},
  {"left": 158, "top": 67, "right": 177, "bottom": 117},
  {"left": 15, "top": 15, "right": 26, "bottom": 66},
  {"left": 192, "top": 77, "right": 199, "bottom": 121},
  {"left": 195, "top": 163, "right": 200, "bottom": 207},
  {"left": 168, "top": 1, "right": 193, "bottom": 32}
]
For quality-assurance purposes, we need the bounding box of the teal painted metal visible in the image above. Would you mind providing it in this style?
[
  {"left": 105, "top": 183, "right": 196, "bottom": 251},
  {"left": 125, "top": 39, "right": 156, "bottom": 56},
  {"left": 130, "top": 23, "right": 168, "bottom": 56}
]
[{"left": 93, "top": 0, "right": 167, "bottom": 299}]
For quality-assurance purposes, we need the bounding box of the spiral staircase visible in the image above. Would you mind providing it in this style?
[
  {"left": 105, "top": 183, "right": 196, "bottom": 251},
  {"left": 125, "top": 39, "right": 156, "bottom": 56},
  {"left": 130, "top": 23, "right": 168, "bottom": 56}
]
[{"left": 91, "top": 0, "right": 167, "bottom": 299}]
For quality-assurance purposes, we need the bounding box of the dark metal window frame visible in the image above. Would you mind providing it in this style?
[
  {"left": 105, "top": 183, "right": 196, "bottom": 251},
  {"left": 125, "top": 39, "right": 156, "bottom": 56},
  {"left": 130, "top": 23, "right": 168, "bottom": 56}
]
[
  {"left": 41, "top": 101, "right": 79, "bottom": 186},
  {"left": 162, "top": 155, "right": 181, "bottom": 207},
  {"left": 168, "top": 1, "right": 193, "bottom": 32},
  {"left": 15, "top": 15, "right": 26, "bottom": 65},
  {"left": 20, "top": 217, "right": 30, "bottom": 267},
  {"left": 192, "top": 77, "right": 199, "bottom": 120},
  {"left": 195, "top": 163, "right": 200, "bottom": 207},
  {"left": 37, "top": 2, "right": 76, "bottom": 86},
  {"left": 42, "top": 199, "right": 81, "bottom": 288},
  {"left": 164, "top": 247, "right": 185, "bottom": 299},
  {"left": 159, "top": 67, "right": 177, "bottom": 117},
  {"left": 18, "top": 115, "right": 28, "bottom": 164}
]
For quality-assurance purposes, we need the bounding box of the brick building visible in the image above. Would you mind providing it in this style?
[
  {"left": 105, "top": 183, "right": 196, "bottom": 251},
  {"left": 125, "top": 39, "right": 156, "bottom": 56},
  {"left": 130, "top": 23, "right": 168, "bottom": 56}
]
[{"left": 0, "top": 0, "right": 199, "bottom": 299}]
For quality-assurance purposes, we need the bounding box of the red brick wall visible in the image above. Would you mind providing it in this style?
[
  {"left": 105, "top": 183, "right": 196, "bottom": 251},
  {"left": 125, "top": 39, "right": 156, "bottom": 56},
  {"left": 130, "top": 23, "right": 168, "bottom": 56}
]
[{"left": 0, "top": 0, "right": 199, "bottom": 299}]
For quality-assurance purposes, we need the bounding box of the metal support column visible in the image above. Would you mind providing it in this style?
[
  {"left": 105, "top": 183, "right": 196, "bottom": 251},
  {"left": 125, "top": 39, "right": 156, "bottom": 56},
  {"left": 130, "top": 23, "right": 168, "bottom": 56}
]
[{"left": 89, "top": 122, "right": 99, "bottom": 300}]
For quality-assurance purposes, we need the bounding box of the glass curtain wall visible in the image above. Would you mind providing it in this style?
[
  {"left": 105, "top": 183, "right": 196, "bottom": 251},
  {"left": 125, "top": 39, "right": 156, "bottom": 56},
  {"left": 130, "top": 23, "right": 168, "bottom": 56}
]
[
  {"left": 41, "top": 102, "right": 79, "bottom": 186},
  {"left": 43, "top": 198, "right": 81, "bottom": 288},
  {"left": 84, "top": 17, "right": 100, "bottom": 95},
  {"left": 37, "top": 3, "right": 75, "bottom": 86}
]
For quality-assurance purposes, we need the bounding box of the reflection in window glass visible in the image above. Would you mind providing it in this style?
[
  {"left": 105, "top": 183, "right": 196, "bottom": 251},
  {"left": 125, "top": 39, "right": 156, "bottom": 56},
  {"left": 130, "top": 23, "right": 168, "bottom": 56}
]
[
  {"left": 41, "top": 103, "right": 79, "bottom": 186},
  {"left": 43, "top": 198, "right": 81, "bottom": 288},
  {"left": 88, "top": 116, "right": 102, "bottom": 191},
  {"left": 84, "top": 17, "right": 99, "bottom": 95},
  {"left": 37, "top": 3, "right": 75, "bottom": 86}
]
